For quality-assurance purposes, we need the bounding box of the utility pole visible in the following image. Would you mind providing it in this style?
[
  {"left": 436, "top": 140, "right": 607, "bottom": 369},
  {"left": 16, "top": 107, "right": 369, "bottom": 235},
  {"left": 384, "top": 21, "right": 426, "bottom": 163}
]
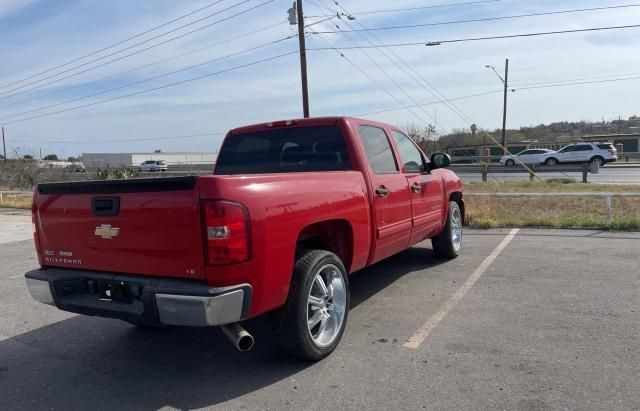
[
  {"left": 501, "top": 58, "right": 509, "bottom": 154},
  {"left": 2, "top": 127, "right": 6, "bottom": 162},
  {"left": 290, "top": 0, "right": 310, "bottom": 118}
]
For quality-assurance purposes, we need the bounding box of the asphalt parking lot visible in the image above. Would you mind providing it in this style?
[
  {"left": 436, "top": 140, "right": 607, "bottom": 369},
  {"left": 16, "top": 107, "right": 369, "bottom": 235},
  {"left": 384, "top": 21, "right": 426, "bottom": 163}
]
[{"left": 0, "top": 218, "right": 638, "bottom": 410}]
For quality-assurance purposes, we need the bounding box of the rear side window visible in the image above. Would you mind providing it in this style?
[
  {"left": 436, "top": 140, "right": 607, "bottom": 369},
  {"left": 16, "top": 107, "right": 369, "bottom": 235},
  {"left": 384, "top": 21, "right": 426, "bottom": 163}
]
[
  {"left": 575, "top": 145, "right": 593, "bottom": 151},
  {"left": 597, "top": 144, "right": 613, "bottom": 149},
  {"left": 358, "top": 125, "right": 398, "bottom": 174},
  {"left": 214, "top": 126, "right": 351, "bottom": 175}
]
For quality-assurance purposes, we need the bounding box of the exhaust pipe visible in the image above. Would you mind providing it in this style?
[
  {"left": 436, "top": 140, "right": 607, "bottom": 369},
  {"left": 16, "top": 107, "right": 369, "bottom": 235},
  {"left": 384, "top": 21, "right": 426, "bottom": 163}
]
[{"left": 221, "top": 323, "right": 254, "bottom": 352}]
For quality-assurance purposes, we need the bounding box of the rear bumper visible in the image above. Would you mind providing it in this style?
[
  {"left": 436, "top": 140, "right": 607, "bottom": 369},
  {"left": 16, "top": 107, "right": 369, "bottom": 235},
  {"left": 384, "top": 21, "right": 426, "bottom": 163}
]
[{"left": 25, "top": 268, "right": 251, "bottom": 327}]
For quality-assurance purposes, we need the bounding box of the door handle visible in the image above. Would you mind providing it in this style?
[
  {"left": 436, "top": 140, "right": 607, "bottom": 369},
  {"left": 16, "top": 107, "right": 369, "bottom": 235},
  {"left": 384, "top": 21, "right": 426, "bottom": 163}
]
[
  {"left": 375, "top": 186, "right": 390, "bottom": 197},
  {"left": 411, "top": 183, "right": 421, "bottom": 193}
]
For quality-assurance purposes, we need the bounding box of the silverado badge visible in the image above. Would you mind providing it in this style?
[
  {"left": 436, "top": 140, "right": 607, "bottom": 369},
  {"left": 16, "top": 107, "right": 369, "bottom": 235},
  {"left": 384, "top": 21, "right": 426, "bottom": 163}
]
[{"left": 94, "top": 224, "right": 120, "bottom": 240}]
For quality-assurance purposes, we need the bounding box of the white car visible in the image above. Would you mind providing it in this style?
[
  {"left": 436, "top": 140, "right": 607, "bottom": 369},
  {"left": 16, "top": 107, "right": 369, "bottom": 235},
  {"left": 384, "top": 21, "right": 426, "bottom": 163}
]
[
  {"left": 500, "top": 149, "right": 554, "bottom": 167},
  {"left": 539, "top": 143, "right": 617, "bottom": 166},
  {"left": 138, "top": 160, "right": 168, "bottom": 172}
]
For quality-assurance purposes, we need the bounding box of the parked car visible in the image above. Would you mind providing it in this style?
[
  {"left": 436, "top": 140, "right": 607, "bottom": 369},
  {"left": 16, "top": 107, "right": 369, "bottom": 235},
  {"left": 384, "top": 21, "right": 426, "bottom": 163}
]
[
  {"left": 65, "top": 162, "right": 86, "bottom": 173},
  {"left": 138, "top": 160, "right": 167, "bottom": 172},
  {"left": 499, "top": 149, "right": 554, "bottom": 167},
  {"left": 539, "top": 143, "right": 617, "bottom": 166},
  {"left": 25, "top": 117, "right": 464, "bottom": 360}
]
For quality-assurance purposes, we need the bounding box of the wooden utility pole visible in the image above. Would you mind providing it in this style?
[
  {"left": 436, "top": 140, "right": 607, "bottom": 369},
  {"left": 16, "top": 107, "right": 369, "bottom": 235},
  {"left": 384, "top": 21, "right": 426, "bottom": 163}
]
[
  {"left": 2, "top": 127, "right": 6, "bottom": 162},
  {"left": 295, "top": 0, "right": 310, "bottom": 117},
  {"left": 501, "top": 58, "right": 509, "bottom": 155}
]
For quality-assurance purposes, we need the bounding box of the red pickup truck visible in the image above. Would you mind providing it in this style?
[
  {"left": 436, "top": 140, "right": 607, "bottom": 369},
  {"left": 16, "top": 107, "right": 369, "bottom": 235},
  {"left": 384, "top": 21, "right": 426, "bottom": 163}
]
[{"left": 26, "top": 116, "right": 464, "bottom": 360}]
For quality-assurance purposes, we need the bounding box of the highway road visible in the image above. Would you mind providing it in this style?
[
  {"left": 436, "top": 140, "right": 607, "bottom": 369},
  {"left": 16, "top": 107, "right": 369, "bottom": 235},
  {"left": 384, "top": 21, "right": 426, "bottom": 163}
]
[
  {"left": 452, "top": 165, "right": 640, "bottom": 184},
  {"left": 1, "top": 214, "right": 638, "bottom": 410}
]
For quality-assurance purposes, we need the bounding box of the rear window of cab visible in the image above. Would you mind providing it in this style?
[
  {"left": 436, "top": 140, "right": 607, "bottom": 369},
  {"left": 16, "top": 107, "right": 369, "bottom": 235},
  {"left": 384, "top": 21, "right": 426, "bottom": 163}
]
[{"left": 215, "top": 126, "right": 351, "bottom": 175}]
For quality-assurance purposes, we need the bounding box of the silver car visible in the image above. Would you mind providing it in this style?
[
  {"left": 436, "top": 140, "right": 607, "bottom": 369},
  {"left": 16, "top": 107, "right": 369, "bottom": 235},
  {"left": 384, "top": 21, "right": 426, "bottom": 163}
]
[
  {"left": 500, "top": 149, "right": 554, "bottom": 167},
  {"left": 138, "top": 160, "right": 168, "bottom": 172}
]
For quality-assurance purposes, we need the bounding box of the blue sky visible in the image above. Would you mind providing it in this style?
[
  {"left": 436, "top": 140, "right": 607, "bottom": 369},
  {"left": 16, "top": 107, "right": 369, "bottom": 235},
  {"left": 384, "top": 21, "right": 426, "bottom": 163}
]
[{"left": 1, "top": 0, "right": 639, "bottom": 158}]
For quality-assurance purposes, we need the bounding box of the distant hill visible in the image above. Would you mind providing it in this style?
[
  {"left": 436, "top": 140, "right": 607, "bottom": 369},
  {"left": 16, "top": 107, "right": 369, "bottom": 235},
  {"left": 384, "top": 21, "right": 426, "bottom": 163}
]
[{"left": 436, "top": 115, "right": 640, "bottom": 148}]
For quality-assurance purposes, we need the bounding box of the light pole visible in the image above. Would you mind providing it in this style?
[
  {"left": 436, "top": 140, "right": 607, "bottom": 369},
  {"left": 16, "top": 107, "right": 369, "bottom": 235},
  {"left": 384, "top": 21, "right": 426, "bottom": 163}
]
[{"left": 486, "top": 59, "right": 509, "bottom": 154}]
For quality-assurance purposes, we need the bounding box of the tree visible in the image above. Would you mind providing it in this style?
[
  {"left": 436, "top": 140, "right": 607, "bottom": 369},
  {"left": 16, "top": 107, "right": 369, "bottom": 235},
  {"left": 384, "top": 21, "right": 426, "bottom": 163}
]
[
  {"left": 405, "top": 122, "right": 437, "bottom": 153},
  {"left": 154, "top": 149, "right": 162, "bottom": 153},
  {"left": 23, "top": 154, "right": 34, "bottom": 159},
  {"left": 470, "top": 124, "right": 477, "bottom": 137},
  {"left": 43, "top": 154, "right": 59, "bottom": 161},
  {"left": 0, "top": 154, "right": 4, "bottom": 160},
  {"left": 67, "top": 156, "right": 78, "bottom": 162}
]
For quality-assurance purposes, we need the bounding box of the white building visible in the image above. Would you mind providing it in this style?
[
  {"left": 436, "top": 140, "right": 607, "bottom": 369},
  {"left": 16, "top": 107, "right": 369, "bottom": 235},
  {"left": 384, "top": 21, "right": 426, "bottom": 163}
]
[{"left": 82, "top": 152, "right": 217, "bottom": 169}]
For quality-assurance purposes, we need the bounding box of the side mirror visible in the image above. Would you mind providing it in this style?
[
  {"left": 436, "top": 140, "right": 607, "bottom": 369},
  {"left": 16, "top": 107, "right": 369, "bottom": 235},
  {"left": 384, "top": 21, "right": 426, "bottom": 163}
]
[{"left": 429, "top": 153, "right": 451, "bottom": 170}]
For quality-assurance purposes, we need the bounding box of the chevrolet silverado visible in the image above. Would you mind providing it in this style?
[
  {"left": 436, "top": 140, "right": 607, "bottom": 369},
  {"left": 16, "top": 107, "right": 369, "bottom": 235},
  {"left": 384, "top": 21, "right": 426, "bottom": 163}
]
[{"left": 25, "top": 116, "right": 464, "bottom": 360}]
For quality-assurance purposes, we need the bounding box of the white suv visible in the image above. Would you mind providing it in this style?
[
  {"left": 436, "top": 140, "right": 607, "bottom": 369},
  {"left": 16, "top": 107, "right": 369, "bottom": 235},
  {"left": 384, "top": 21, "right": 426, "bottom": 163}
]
[{"left": 539, "top": 143, "right": 617, "bottom": 166}]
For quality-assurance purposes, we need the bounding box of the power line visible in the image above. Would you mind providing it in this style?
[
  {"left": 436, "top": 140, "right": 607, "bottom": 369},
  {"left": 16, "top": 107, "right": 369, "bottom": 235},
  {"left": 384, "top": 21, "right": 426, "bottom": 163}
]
[
  {"left": 17, "top": 132, "right": 227, "bottom": 145},
  {"left": 0, "top": 0, "right": 274, "bottom": 99},
  {"left": 1, "top": 35, "right": 296, "bottom": 121},
  {"left": 305, "top": 0, "right": 439, "bottom": 130},
  {"left": 2, "top": 51, "right": 298, "bottom": 126},
  {"left": 0, "top": 20, "right": 287, "bottom": 111},
  {"left": 329, "top": 0, "right": 543, "bottom": 180},
  {"left": 0, "top": 0, "right": 228, "bottom": 91},
  {"left": 514, "top": 75, "right": 640, "bottom": 91},
  {"left": 313, "top": 3, "right": 640, "bottom": 34},
  {"left": 318, "top": 0, "right": 472, "bottom": 146},
  {"left": 307, "top": 0, "right": 500, "bottom": 17},
  {"left": 354, "top": 90, "right": 503, "bottom": 117},
  {"left": 311, "top": 0, "right": 451, "bottom": 133},
  {"left": 511, "top": 71, "right": 640, "bottom": 87},
  {"left": 308, "top": 24, "right": 640, "bottom": 50}
]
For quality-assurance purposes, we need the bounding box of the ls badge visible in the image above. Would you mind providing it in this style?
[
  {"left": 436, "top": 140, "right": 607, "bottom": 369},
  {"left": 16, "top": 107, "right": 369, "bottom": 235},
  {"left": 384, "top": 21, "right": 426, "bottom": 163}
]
[{"left": 94, "top": 224, "right": 120, "bottom": 240}]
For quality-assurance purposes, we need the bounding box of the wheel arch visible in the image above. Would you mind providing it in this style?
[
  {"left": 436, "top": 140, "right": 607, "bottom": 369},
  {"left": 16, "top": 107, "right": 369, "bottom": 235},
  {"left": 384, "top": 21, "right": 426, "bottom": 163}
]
[
  {"left": 295, "top": 219, "right": 354, "bottom": 273},
  {"left": 449, "top": 191, "right": 465, "bottom": 225}
]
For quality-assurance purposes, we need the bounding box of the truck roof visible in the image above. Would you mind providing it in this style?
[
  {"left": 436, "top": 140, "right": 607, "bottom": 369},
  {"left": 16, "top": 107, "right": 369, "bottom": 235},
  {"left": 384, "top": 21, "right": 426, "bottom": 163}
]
[{"left": 229, "top": 116, "right": 395, "bottom": 136}]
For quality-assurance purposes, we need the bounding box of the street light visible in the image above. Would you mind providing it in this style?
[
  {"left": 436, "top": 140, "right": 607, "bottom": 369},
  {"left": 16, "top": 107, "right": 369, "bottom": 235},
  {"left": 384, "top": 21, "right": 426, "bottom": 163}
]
[{"left": 485, "top": 59, "right": 509, "bottom": 154}]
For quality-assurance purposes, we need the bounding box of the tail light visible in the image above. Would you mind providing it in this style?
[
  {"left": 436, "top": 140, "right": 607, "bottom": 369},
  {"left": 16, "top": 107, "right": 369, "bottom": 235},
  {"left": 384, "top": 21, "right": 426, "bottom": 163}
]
[
  {"left": 202, "top": 200, "right": 251, "bottom": 265},
  {"left": 31, "top": 202, "right": 43, "bottom": 266},
  {"left": 608, "top": 148, "right": 616, "bottom": 155}
]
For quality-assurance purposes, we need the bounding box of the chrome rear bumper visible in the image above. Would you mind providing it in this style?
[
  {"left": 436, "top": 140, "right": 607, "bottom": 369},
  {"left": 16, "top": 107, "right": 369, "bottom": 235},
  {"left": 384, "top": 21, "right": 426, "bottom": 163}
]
[{"left": 25, "top": 268, "right": 251, "bottom": 327}]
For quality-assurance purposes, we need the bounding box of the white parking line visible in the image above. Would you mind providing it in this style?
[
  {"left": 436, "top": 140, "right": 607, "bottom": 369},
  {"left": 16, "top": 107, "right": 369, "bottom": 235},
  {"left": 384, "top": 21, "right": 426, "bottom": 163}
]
[{"left": 403, "top": 228, "right": 520, "bottom": 349}]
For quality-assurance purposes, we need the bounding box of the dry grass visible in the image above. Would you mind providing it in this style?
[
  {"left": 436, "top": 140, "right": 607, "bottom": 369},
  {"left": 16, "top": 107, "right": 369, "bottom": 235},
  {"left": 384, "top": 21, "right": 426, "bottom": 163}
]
[
  {"left": 465, "top": 180, "right": 640, "bottom": 193},
  {"left": 0, "top": 195, "right": 32, "bottom": 209},
  {"left": 465, "top": 190, "right": 640, "bottom": 231}
]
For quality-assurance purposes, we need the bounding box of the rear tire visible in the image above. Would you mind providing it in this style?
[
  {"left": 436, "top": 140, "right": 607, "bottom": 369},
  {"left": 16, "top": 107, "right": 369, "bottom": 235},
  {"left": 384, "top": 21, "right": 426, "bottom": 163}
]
[
  {"left": 272, "top": 250, "right": 349, "bottom": 361},
  {"left": 591, "top": 156, "right": 604, "bottom": 166},
  {"left": 545, "top": 158, "right": 558, "bottom": 166},
  {"left": 432, "top": 201, "right": 462, "bottom": 259}
]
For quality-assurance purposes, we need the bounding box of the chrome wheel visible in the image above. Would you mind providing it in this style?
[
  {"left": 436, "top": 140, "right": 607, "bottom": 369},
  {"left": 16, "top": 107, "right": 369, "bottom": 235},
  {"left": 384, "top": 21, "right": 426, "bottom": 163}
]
[
  {"left": 307, "top": 264, "right": 347, "bottom": 348},
  {"left": 451, "top": 205, "right": 462, "bottom": 252}
]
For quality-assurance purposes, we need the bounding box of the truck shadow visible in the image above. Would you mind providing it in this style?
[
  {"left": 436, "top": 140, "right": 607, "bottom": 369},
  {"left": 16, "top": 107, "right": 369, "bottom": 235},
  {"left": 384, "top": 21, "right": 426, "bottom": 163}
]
[{"left": 0, "top": 245, "right": 444, "bottom": 409}]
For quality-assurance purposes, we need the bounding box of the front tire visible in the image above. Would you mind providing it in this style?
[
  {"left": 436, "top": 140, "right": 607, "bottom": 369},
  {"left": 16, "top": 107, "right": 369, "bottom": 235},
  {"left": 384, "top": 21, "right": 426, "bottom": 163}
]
[
  {"left": 432, "top": 201, "right": 463, "bottom": 259},
  {"left": 505, "top": 159, "right": 515, "bottom": 167},
  {"left": 272, "top": 250, "right": 349, "bottom": 361}
]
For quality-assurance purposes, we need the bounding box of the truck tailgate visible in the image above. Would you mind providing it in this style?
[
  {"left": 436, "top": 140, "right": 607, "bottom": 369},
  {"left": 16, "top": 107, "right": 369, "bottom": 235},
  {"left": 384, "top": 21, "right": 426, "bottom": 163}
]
[{"left": 34, "top": 177, "right": 206, "bottom": 280}]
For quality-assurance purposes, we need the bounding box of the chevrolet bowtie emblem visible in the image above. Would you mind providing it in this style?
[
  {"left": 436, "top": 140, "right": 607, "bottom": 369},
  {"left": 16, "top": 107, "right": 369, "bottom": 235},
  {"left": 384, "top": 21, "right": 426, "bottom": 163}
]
[{"left": 94, "top": 224, "right": 120, "bottom": 240}]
